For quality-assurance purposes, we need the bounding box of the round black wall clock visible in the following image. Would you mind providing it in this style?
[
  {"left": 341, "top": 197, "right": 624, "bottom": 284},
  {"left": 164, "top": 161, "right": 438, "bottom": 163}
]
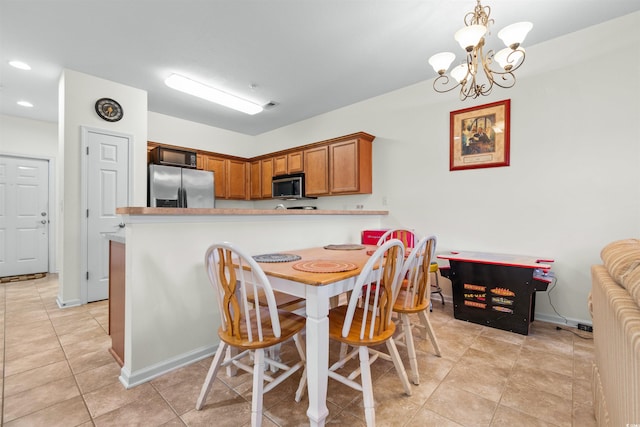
[{"left": 95, "top": 98, "right": 123, "bottom": 122}]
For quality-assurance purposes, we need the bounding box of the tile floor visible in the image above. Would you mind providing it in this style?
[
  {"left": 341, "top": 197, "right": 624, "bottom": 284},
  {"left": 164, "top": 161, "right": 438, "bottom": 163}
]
[{"left": 0, "top": 274, "right": 597, "bottom": 426}]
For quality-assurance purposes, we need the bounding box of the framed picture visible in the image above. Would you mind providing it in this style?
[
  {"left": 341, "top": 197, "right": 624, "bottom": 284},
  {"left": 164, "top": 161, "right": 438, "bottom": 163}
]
[{"left": 450, "top": 99, "right": 510, "bottom": 171}]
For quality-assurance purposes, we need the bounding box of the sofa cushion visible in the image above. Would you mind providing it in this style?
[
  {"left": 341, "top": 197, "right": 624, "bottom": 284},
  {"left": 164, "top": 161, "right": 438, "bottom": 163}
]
[
  {"left": 621, "top": 262, "right": 640, "bottom": 307},
  {"left": 600, "top": 238, "right": 640, "bottom": 286}
]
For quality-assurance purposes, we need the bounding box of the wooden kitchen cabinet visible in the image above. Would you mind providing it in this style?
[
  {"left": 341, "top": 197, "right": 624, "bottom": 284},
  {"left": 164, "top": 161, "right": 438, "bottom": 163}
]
[
  {"left": 287, "top": 151, "right": 304, "bottom": 173},
  {"left": 251, "top": 158, "right": 275, "bottom": 199},
  {"left": 273, "top": 154, "right": 287, "bottom": 176},
  {"left": 274, "top": 151, "right": 303, "bottom": 176},
  {"left": 329, "top": 137, "right": 372, "bottom": 194},
  {"left": 109, "top": 240, "right": 125, "bottom": 367},
  {"left": 303, "top": 145, "right": 330, "bottom": 196},
  {"left": 227, "top": 159, "right": 248, "bottom": 199},
  {"left": 250, "top": 160, "right": 262, "bottom": 199},
  {"left": 203, "top": 155, "right": 227, "bottom": 199},
  {"left": 261, "top": 158, "right": 273, "bottom": 198}
]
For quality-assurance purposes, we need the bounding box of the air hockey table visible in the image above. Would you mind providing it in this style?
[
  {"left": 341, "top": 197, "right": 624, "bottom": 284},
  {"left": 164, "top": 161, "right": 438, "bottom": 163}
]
[{"left": 437, "top": 251, "right": 555, "bottom": 335}]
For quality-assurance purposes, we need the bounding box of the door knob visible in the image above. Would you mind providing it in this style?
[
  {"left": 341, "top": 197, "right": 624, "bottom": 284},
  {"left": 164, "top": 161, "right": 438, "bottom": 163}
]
[
  {"left": 41, "top": 220, "right": 47, "bottom": 224},
  {"left": 41, "top": 212, "right": 47, "bottom": 216},
  {"left": 118, "top": 223, "right": 125, "bottom": 228}
]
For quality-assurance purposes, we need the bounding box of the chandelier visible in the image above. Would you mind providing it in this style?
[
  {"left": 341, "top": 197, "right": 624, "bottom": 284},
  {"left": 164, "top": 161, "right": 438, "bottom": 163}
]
[{"left": 428, "top": 0, "right": 532, "bottom": 100}]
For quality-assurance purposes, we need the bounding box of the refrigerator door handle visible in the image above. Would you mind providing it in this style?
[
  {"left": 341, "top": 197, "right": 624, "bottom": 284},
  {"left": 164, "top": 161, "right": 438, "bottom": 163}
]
[
  {"left": 177, "top": 187, "right": 183, "bottom": 208},
  {"left": 182, "top": 188, "right": 187, "bottom": 208}
]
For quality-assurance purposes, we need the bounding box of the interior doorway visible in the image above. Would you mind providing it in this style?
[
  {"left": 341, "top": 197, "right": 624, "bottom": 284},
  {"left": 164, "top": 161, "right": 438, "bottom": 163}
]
[
  {"left": 81, "top": 127, "right": 130, "bottom": 303},
  {"left": 0, "top": 155, "right": 50, "bottom": 277}
]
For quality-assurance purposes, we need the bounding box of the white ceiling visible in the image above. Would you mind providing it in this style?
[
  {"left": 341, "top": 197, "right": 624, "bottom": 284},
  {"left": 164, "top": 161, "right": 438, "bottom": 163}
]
[{"left": 1, "top": 0, "right": 639, "bottom": 136}]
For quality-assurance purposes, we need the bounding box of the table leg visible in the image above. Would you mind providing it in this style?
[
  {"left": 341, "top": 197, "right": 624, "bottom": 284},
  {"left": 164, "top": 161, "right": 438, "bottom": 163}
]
[{"left": 305, "top": 287, "right": 330, "bottom": 427}]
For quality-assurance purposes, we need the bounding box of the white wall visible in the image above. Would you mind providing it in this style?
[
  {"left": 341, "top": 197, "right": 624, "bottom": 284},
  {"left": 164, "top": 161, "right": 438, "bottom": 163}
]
[
  {"left": 148, "top": 112, "right": 254, "bottom": 157},
  {"left": 0, "top": 114, "right": 58, "bottom": 157},
  {"left": 57, "top": 69, "right": 148, "bottom": 306}
]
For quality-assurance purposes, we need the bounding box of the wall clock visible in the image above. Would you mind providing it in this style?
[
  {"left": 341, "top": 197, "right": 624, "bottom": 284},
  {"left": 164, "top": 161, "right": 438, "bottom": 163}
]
[{"left": 95, "top": 98, "right": 123, "bottom": 122}]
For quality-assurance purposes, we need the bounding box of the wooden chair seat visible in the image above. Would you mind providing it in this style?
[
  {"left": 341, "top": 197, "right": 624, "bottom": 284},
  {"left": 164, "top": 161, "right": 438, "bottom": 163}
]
[
  {"left": 219, "top": 307, "right": 305, "bottom": 349},
  {"left": 393, "top": 288, "right": 429, "bottom": 314},
  {"left": 328, "top": 305, "right": 396, "bottom": 346}
]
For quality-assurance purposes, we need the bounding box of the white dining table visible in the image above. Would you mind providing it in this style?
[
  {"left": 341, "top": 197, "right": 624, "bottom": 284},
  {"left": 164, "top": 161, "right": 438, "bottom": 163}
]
[{"left": 254, "top": 245, "right": 377, "bottom": 427}]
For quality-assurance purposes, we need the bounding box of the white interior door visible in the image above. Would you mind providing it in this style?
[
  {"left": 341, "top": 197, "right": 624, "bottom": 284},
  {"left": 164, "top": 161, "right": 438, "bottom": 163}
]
[
  {"left": 86, "top": 130, "right": 129, "bottom": 302},
  {"left": 0, "top": 156, "right": 49, "bottom": 277}
]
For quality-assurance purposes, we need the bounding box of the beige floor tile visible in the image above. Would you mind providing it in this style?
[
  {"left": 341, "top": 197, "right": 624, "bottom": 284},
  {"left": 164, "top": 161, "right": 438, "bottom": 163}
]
[
  {"left": 406, "top": 407, "right": 464, "bottom": 426},
  {"left": 4, "top": 334, "right": 62, "bottom": 360},
  {"left": 61, "top": 333, "right": 112, "bottom": 360},
  {"left": 83, "top": 381, "right": 157, "bottom": 418},
  {"left": 93, "top": 391, "right": 177, "bottom": 427},
  {"left": 424, "top": 382, "right": 498, "bottom": 427},
  {"left": 75, "top": 361, "right": 123, "bottom": 394},
  {"left": 507, "top": 363, "right": 573, "bottom": 398},
  {"left": 67, "top": 347, "right": 118, "bottom": 374},
  {"left": 490, "top": 404, "right": 559, "bottom": 426},
  {"left": 515, "top": 346, "right": 573, "bottom": 377},
  {"left": 3, "top": 395, "right": 91, "bottom": 427},
  {"left": 500, "top": 382, "right": 572, "bottom": 427},
  {"left": 441, "top": 358, "right": 508, "bottom": 402},
  {"left": 4, "top": 360, "right": 73, "bottom": 396},
  {"left": 4, "top": 346, "right": 67, "bottom": 377},
  {"left": 3, "top": 376, "right": 81, "bottom": 422}
]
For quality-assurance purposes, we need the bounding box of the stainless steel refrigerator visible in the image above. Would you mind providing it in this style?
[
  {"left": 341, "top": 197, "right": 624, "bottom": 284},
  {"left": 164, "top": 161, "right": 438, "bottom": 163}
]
[{"left": 148, "top": 164, "right": 215, "bottom": 208}]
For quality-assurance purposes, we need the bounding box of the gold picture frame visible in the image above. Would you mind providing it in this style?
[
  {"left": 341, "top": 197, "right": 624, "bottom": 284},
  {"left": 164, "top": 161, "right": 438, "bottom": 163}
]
[{"left": 450, "top": 99, "right": 510, "bottom": 171}]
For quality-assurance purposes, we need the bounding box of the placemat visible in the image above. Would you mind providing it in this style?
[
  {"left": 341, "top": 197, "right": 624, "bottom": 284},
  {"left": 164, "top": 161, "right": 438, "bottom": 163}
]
[
  {"left": 252, "top": 253, "right": 301, "bottom": 263},
  {"left": 292, "top": 259, "right": 358, "bottom": 273},
  {"left": 323, "top": 244, "right": 365, "bottom": 250}
]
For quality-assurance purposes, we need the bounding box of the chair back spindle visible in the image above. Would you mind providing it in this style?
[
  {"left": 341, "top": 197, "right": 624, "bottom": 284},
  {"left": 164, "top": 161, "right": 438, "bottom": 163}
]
[{"left": 341, "top": 239, "right": 405, "bottom": 340}]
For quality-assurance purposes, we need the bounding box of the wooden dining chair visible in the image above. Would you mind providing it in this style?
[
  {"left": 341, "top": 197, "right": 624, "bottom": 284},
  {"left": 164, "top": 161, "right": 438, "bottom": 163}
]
[
  {"left": 393, "top": 235, "right": 442, "bottom": 385},
  {"left": 378, "top": 228, "right": 444, "bottom": 311},
  {"left": 327, "top": 239, "right": 412, "bottom": 427},
  {"left": 196, "top": 242, "right": 307, "bottom": 427},
  {"left": 375, "top": 228, "right": 417, "bottom": 249}
]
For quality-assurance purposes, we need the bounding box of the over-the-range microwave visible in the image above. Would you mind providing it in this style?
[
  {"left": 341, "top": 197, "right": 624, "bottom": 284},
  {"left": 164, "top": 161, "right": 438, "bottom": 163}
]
[
  {"left": 149, "top": 146, "right": 197, "bottom": 169},
  {"left": 272, "top": 173, "right": 316, "bottom": 200}
]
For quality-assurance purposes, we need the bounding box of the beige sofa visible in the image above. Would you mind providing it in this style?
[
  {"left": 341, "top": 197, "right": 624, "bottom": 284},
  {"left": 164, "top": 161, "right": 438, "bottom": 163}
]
[{"left": 590, "top": 238, "right": 640, "bottom": 426}]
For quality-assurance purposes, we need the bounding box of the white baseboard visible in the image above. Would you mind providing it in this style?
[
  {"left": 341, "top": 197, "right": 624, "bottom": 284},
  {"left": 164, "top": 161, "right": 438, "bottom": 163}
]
[
  {"left": 56, "top": 296, "right": 82, "bottom": 308},
  {"left": 119, "top": 344, "right": 218, "bottom": 389}
]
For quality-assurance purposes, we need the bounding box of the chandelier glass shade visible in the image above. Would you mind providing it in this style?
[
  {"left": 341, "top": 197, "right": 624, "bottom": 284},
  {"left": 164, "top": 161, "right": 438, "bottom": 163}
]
[{"left": 428, "top": 0, "right": 532, "bottom": 100}]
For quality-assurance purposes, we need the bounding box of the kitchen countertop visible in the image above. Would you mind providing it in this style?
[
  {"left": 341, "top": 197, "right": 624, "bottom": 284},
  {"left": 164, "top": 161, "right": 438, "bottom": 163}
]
[{"left": 116, "top": 207, "right": 388, "bottom": 216}]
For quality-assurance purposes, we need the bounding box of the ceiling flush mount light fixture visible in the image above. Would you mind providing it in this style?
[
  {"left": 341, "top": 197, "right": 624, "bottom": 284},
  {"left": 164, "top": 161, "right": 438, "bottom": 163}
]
[
  {"left": 165, "top": 74, "right": 264, "bottom": 115},
  {"left": 428, "top": 0, "right": 532, "bottom": 100},
  {"left": 9, "top": 60, "right": 31, "bottom": 70},
  {"left": 17, "top": 100, "right": 34, "bottom": 108}
]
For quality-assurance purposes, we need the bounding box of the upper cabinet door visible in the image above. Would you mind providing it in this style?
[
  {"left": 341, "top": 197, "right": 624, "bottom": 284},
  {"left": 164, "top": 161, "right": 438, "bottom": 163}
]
[
  {"left": 250, "top": 160, "right": 261, "bottom": 199},
  {"left": 273, "top": 155, "right": 287, "bottom": 176},
  {"left": 329, "top": 138, "right": 372, "bottom": 194},
  {"left": 303, "top": 146, "right": 329, "bottom": 196},
  {"left": 287, "top": 151, "right": 304, "bottom": 173},
  {"left": 261, "top": 158, "right": 274, "bottom": 198},
  {"left": 227, "top": 159, "right": 248, "bottom": 200},
  {"left": 204, "top": 156, "right": 226, "bottom": 199}
]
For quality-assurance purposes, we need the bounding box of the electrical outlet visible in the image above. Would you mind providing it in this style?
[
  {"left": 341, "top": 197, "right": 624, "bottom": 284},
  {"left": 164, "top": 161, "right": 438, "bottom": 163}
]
[{"left": 577, "top": 323, "right": 593, "bottom": 332}]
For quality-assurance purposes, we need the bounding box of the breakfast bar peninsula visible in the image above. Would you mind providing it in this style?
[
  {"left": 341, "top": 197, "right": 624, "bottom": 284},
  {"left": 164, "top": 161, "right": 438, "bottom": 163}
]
[{"left": 110, "top": 207, "right": 388, "bottom": 391}]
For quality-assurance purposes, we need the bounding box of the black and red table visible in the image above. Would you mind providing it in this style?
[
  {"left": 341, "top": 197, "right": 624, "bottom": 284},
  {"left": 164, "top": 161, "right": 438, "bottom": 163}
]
[{"left": 437, "top": 251, "right": 555, "bottom": 335}]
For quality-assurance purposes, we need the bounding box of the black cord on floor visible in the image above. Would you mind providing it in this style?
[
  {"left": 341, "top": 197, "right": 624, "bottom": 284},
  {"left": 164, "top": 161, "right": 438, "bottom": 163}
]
[{"left": 555, "top": 325, "right": 593, "bottom": 340}]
